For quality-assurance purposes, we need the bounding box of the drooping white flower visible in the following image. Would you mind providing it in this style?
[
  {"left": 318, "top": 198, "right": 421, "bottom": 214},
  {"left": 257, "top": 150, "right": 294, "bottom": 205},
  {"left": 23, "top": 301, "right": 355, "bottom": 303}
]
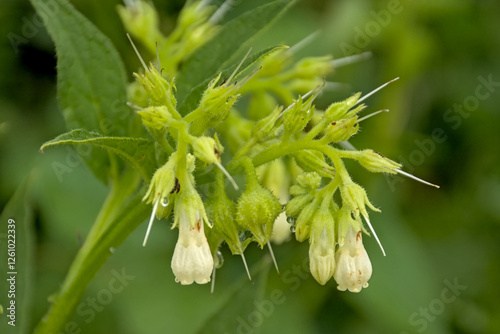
[
  {"left": 333, "top": 224, "right": 372, "bottom": 293},
  {"left": 171, "top": 209, "right": 213, "bottom": 285}
]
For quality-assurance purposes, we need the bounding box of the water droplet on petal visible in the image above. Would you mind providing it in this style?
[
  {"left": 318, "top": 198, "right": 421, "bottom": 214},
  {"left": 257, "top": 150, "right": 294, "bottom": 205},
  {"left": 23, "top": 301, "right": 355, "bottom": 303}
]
[
  {"left": 161, "top": 197, "right": 169, "bottom": 207},
  {"left": 215, "top": 250, "right": 224, "bottom": 269},
  {"left": 290, "top": 225, "right": 296, "bottom": 233},
  {"left": 287, "top": 216, "right": 296, "bottom": 225}
]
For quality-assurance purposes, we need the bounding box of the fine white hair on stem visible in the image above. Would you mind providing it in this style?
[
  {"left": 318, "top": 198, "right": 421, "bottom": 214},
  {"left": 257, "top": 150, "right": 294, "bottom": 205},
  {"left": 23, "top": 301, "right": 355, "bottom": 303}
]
[
  {"left": 215, "top": 162, "right": 239, "bottom": 190},
  {"left": 357, "top": 77, "right": 399, "bottom": 105},
  {"left": 240, "top": 251, "right": 253, "bottom": 282},
  {"left": 286, "top": 30, "right": 321, "bottom": 55},
  {"left": 279, "top": 87, "right": 317, "bottom": 117},
  {"left": 324, "top": 81, "right": 350, "bottom": 91},
  {"left": 227, "top": 46, "right": 253, "bottom": 85},
  {"left": 396, "top": 170, "right": 440, "bottom": 188},
  {"left": 210, "top": 265, "right": 216, "bottom": 294},
  {"left": 356, "top": 109, "right": 389, "bottom": 123},
  {"left": 332, "top": 51, "right": 372, "bottom": 68},
  {"left": 362, "top": 214, "right": 386, "bottom": 256},
  {"left": 267, "top": 240, "right": 280, "bottom": 276},
  {"left": 339, "top": 140, "right": 357, "bottom": 151},
  {"left": 127, "top": 33, "right": 148, "bottom": 72},
  {"left": 209, "top": 0, "right": 236, "bottom": 24},
  {"left": 126, "top": 101, "right": 143, "bottom": 110},
  {"left": 143, "top": 198, "right": 160, "bottom": 247},
  {"left": 155, "top": 41, "right": 161, "bottom": 71}
]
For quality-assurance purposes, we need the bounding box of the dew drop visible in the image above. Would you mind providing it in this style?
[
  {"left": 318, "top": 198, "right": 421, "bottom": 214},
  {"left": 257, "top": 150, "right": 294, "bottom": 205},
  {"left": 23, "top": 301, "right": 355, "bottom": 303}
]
[
  {"left": 287, "top": 216, "right": 296, "bottom": 225},
  {"left": 161, "top": 197, "right": 169, "bottom": 207},
  {"left": 215, "top": 250, "right": 224, "bottom": 269},
  {"left": 290, "top": 225, "right": 296, "bottom": 233}
]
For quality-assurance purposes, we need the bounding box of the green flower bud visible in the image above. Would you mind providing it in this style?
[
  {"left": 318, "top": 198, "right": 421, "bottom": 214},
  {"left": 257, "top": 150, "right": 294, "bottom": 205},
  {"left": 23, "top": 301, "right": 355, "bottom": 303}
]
[
  {"left": 258, "top": 159, "right": 292, "bottom": 244},
  {"left": 117, "top": 1, "right": 163, "bottom": 54},
  {"left": 189, "top": 74, "right": 239, "bottom": 134},
  {"left": 286, "top": 193, "right": 314, "bottom": 218},
  {"left": 283, "top": 95, "right": 315, "bottom": 139},
  {"left": 296, "top": 171, "right": 322, "bottom": 191},
  {"left": 321, "top": 117, "right": 359, "bottom": 143},
  {"left": 285, "top": 78, "right": 323, "bottom": 95},
  {"left": 192, "top": 136, "right": 222, "bottom": 165},
  {"left": 292, "top": 56, "right": 333, "bottom": 79},
  {"left": 309, "top": 202, "right": 336, "bottom": 285},
  {"left": 236, "top": 160, "right": 281, "bottom": 247},
  {"left": 174, "top": 1, "right": 218, "bottom": 56},
  {"left": 134, "top": 64, "right": 177, "bottom": 110},
  {"left": 354, "top": 149, "right": 402, "bottom": 174},
  {"left": 340, "top": 182, "right": 380, "bottom": 219},
  {"left": 294, "top": 200, "right": 318, "bottom": 242},
  {"left": 324, "top": 93, "right": 361, "bottom": 122},
  {"left": 205, "top": 171, "right": 242, "bottom": 255},
  {"left": 143, "top": 152, "right": 178, "bottom": 206},
  {"left": 137, "top": 106, "right": 172, "bottom": 130},
  {"left": 293, "top": 150, "right": 335, "bottom": 178},
  {"left": 251, "top": 106, "right": 283, "bottom": 142}
]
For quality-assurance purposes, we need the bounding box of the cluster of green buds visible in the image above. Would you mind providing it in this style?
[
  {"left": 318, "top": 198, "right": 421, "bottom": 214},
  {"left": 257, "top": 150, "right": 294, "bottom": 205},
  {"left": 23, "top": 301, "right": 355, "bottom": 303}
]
[{"left": 120, "top": 0, "right": 438, "bottom": 291}]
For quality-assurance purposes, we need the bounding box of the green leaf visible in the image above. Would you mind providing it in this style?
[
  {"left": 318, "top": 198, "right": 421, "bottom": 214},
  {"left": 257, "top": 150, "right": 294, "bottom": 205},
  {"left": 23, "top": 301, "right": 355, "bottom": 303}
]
[
  {"left": 41, "top": 129, "right": 156, "bottom": 182},
  {"left": 176, "top": 0, "right": 295, "bottom": 111},
  {"left": 30, "top": 0, "right": 134, "bottom": 183},
  {"left": 0, "top": 178, "right": 35, "bottom": 334},
  {"left": 180, "top": 45, "right": 288, "bottom": 115},
  {"left": 34, "top": 192, "right": 150, "bottom": 334}
]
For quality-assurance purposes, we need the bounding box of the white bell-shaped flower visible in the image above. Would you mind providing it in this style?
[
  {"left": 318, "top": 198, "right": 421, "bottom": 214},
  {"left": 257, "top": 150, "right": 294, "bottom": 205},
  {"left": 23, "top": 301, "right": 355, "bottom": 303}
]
[
  {"left": 171, "top": 209, "right": 214, "bottom": 285},
  {"left": 333, "top": 224, "right": 372, "bottom": 292}
]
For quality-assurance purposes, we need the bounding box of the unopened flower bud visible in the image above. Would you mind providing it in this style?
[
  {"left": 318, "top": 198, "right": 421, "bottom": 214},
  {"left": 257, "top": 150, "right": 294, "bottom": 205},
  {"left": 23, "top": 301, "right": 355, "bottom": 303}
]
[
  {"left": 340, "top": 182, "right": 380, "bottom": 219},
  {"left": 137, "top": 106, "right": 172, "bottom": 130},
  {"left": 321, "top": 117, "right": 359, "bottom": 143},
  {"left": 293, "top": 56, "right": 333, "bottom": 78},
  {"left": 294, "top": 200, "right": 318, "bottom": 242},
  {"left": 309, "top": 204, "right": 336, "bottom": 285},
  {"left": 192, "top": 136, "right": 222, "bottom": 165},
  {"left": 118, "top": 1, "right": 163, "bottom": 53},
  {"left": 283, "top": 95, "right": 315, "bottom": 137},
  {"left": 324, "top": 93, "right": 361, "bottom": 122},
  {"left": 134, "top": 64, "right": 177, "bottom": 109},
  {"left": 236, "top": 160, "right": 281, "bottom": 247},
  {"left": 251, "top": 106, "right": 283, "bottom": 142},
  {"left": 294, "top": 150, "right": 335, "bottom": 178},
  {"left": 354, "top": 149, "right": 401, "bottom": 174}
]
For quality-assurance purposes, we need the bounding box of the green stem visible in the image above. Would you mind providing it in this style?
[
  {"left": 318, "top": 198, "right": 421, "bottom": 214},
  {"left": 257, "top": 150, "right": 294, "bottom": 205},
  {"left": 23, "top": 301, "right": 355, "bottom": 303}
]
[{"left": 34, "top": 171, "right": 144, "bottom": 334}]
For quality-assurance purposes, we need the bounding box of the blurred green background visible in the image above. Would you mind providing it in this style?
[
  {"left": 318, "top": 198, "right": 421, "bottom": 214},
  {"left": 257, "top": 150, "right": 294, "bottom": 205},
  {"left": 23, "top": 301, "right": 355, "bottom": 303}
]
[{"left": 1, "top": 0, "right": 499, "bottom": 333}]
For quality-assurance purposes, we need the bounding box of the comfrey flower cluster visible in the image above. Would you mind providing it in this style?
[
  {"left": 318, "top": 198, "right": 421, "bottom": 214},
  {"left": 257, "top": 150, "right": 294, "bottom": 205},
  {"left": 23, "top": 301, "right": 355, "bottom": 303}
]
[{"left": 120, "top": 0, "right": 438, "bottom": 292}]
